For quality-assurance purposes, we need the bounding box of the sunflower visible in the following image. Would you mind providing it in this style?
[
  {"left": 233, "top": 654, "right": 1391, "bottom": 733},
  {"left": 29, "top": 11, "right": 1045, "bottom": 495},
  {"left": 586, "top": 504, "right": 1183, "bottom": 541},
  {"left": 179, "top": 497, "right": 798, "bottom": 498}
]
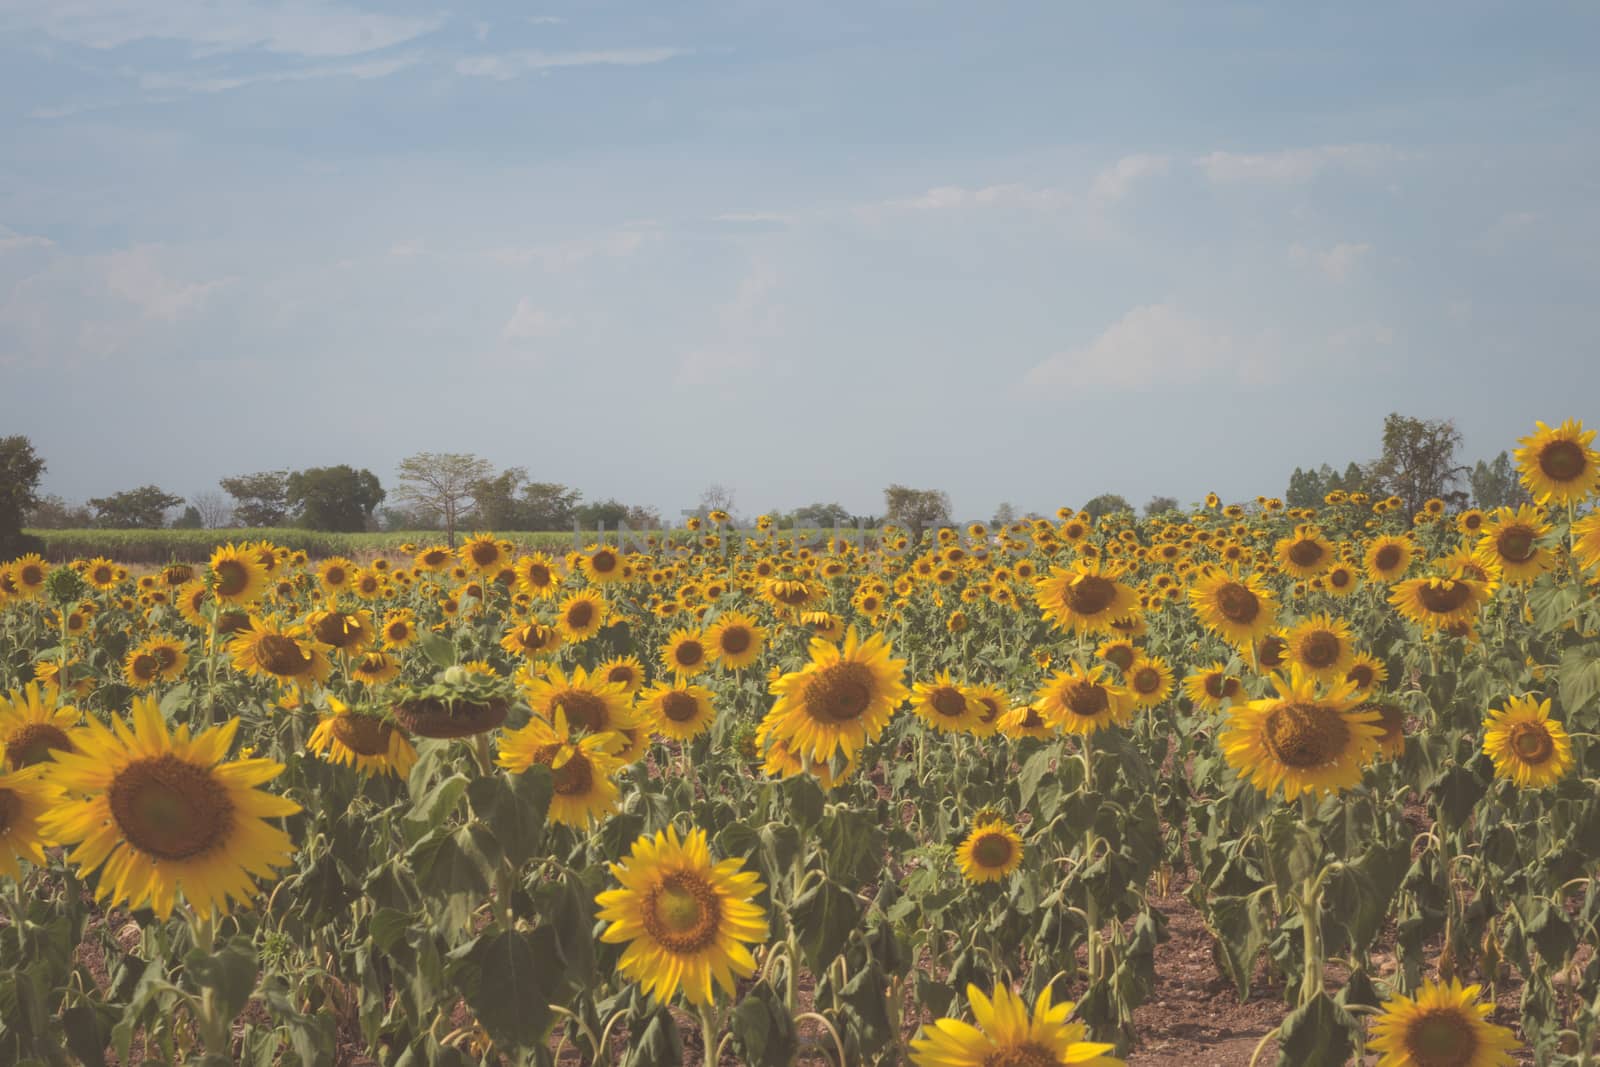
[
  {"left": 557, "top": 590, "right": 608, "bottom": 641},
  {"left": 305, "top": 608, "right": 376, "bottom": 653},
  {"left": 208, "top": 544, "right": 268, "bottom": 606},
  {"left": 40, "top": 697, "right": 299, "bottom": 919},
  {"left": 458, "top": 533, "right": 507, "bottom": 574},
  {"left": 513, "top": 552, "right": 562, "bottom": 599},
  {"left": 1184, "top": 662, "right": 1243, "bottom": 711},
  {"left": 1389, "top": 575, "right": 1490, "bottom": 633},
  {"left": 175, "top": 581, "right": 212, "bottom": 629},
  {"left": 0, "top": 683, "right": 83, "bottom": 770},
  {"left": 1034, "top": 663, "right": 1132, "bottom": 736},
  {"left": 497, "top": 708, "right": 625, "bottom": 827},
  {"left": 955, "top": 819, "right": 1024, "bottom": 884},
  {"left": 1033, "top": 561, "right": 1139, "bottom": 635},
  {"left": 1344, "top": 652, "right": 1388, "bottom": 697},
  {"left": 1476, "top": 506, "right": 1554, "bottom": 584},
  {"left": 1483, "top": 695, "right": 1573, "bottom": 789},
  {"left": 640, "top": 681, "right": 717, "bottom": 741},
  {"left": 965, "top": 684, "right": 1010, "bottom": 737},
  {"left": 1283, "top": 613, "right": 1356, "bottom": 683},
  {"left": 83, "top": 557, "right": 121, "bottom": 591},
  {"left": 706, "top": 610, "right": 766, "bottom": 670},
  {"left": 1274, "top": 525, "right": 1335, "bottom": 579},
  {"left": 350, "top": 569, "right": 384, "bottom": 600},
  {"left": 595, "top": 826, "right": 769, "bottom": 1007},
  {"left": 661, "top": 628, "right": 712, "bottom": 679},
  {"left": 1322, "top": 563, "right": 1360, "bottom": 598},
  {"left": 1367, "top": 977, "right": 1520, "bottom": 1067},
  {"left": 596, "top": 654, "right": 647, "bottom": 696},
  {"left": 1188, "top": 569, "right": 1279, "bottom": 646},
  {"left": 413, "top": 545, "right": 454, "bottom": 572},
  {"left": 500, "top": 621, "right": 563, "bottom": 659},
  {"left": 10, "top": 554, "right": 49, "bottom": 598},
  {"left": 307, "top": 700, "right": 416, "bottom": 777},
  {"left": 380, "top": 610, "right": 419, "bottom": 650},
  {"left": 1219, "top": 667, "right": 1382, "bottom": 800},
  {"left": 1095, "top": 638, "right": 1138, "bottom": 673},
  {"left": 1364, "top": 702, "right": 1407, "bottom": 760},
  {"left": 912, "top": 672, "right": 985, "bottom": 734},
  {"left": 0, "top": 766, "right": 61, "bottom": 879},
  {"left": 521, "top": 664, "right": 643, "bottom": 762},
  {"left": 1514, "top": 418, "right": 1600, "bottom": 505},
  {"left": 763, "top": 577, "right": 823, "bottom": 613},
  {"left": 1575, "top": 512, "right": 1600, "bottom": 575},
  {"left": 228, "top": 617, "right": 331, "bottom": 685},
  {"left": 802, "top": 610, "right": 845, "bottom": 642},
  {"left": 1126, "top": 655, "right": 1175, "bottom": 709},
  {"left": 350, "top": 651, "right": 400, "bottom": 686},
  {"left": 909, "top": 983, "right": 1122, "bottom": 1067},
  {"left": 123, "top": 645, "right": 164, "bottom": 689},
  {"left": 763, "top": 628, "right": 909, "bottom": 763}
]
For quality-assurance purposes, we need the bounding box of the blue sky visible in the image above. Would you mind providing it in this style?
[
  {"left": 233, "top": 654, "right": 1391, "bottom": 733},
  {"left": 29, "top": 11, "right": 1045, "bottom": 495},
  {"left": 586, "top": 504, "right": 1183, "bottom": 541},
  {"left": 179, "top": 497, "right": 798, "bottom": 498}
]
[{"left": 2, "top": 1, "right": 1597, "bottom": 522}]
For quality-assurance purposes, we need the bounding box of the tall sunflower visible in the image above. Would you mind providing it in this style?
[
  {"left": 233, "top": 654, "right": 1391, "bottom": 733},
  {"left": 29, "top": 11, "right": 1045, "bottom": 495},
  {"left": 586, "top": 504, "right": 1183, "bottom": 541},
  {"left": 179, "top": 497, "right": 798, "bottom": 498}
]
[
  {"left": 40, "top": 697, "right": 300, "bottom": 919},
  {"left": 458, "top": 533, "right": 507, "bottom": 574},
  {"left": 1033, "top": 561, "right": 1138, "bottom": 635},
  {"left": 208, "top": 544, "right": 268, "bottom": 606},
  {"left": 1033, "top": 662, "right": 1132, "bottom": 736},
  {"left": 514, "top": 552, "right": 563, "bottom": 599},
  {"left": 1367, "top": 978, "right": 1519, "bottom": 1067},
  {"left": 1514, "top": 418, "right": 1600, "bottom": 505},
  {"left": 228, "top": 617, "right": 332, "bottom": 685},
  {"left": 1126, "top": 655, "right": 1175, "bottom": 709},
  {"left": 912, "top": 672, "right": 985, "bottom": 734},
  {"left": 0, "top": 682, "right": 83, "bottom": 770},
  {"left": 497, "top": 709, "right": 626, "bottom": 827},
  {"left": 763, "top": 628, "right": 909, "bottom": 763},
  {"left": 307, "top": 699, "right": 417, "bottom": 778},
  {"left": 1283, "top": 613, "right": 1357, "bottom": 683},
  {"left": 557, "top": 590, "right": 608, "bottom": 641},
  {"left": 1476, "top": 506, "right": 1554, "bottom": 584},
  {"left": 1482, "top": 695, "right": 1573, "bottom": 789},
  {"left": 596, "top": 654, "right": 647, "bottom": 696},
  {"left": 0, "top": 766, "right": 61, "bottom": 879},
  {"left": 1188, "top": 569, "right": 1278, "bottom": 646},
  {"left": 706, "top": 610, "right": 766, "bottom": 670},
  {"left": 1389, "top": 574, "right": 1490, "bottom": 633},
  {"left": 594, "top": 826, "right": 769, "bottom": 1007},
  {"left": 1219, "top": 667, "right": 1382, "bottom": 800},
  {"left": 660, "top": 628, "right": 712, "bottom": 679},
  {"left": 955, "top": 818, "right": 1024, "bottom": 885},
  {"left": 521, "top": 665, "right": 642, "bottom": 762},
  {"left": 1275, "top": 525, "right": 1336, "bottom": 579},
  {"left": 909, "top": 983, "right": 1122, "bottom": 1067},
  {"left": 639, "top": 680, "right": 716, "bottom": 741},
  {"left": 581, "top": 545, "right": 626, "bottom": 585},
  {"left": 1183, "top": 662, "right": 1242, "bottom": 711}
]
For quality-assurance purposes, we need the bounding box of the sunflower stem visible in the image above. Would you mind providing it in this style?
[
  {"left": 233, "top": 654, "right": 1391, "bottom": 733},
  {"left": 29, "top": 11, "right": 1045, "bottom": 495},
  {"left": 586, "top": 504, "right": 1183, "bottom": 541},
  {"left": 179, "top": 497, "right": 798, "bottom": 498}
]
[{"left": 697, "top": 1002, "right": 720, "bottom": 1067}]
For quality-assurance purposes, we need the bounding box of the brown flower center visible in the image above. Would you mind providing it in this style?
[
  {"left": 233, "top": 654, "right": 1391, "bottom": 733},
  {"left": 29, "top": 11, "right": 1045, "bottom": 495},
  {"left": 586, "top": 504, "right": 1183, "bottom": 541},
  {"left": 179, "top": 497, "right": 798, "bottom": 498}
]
[
  {"left": 256, "top": 634, "right": 312, "bottom": 676},
  {"left": 1132, "top": 667, "right": 1162, "bottom": 695},
  {"left": 1496, "top": 527, "right": 1536, "bottom": 563},
  {"left": 312, "top": 613, "right": 365, "bottom": 649},
  {"left": 672, "top": 640, "right": 706, "bottom": 668},
  {"left": 552, "top": 690, "right": 608, "bottom": 733},
  {"left": 541, "top": 746, "right": 595, "bottom": 796},
  {"left": 469, "top": 542, "right": 500, "bottom": 567},
  {"left": 589, "top": 550, "right": 618, "bottom": 573},
  {"left": 129, "top": 652, "right": 161, "bottom": 683},
  {"left": 1103, "top": 644, "right": 1136, "bottom": 671},
  {"left": 1538, "top": 439, "right": 1588, "bottom": 482},
  {"left": 1064, "top": 575, "right": 1118, "bottom": 616},
  {"left": 566, "top": 601, "right": 596, "bottom": 629},
  {"left": 983, "top": 1045, "right": 1058, "bottom": 1067},
  {"left": 660, "top": 691, "right": 701, "bottom": 723},
  {"left": 930, "top": 686, "right": 968, "bottom": 719},
  {"left": 1347, "top": 663, "right": 1376, "bottom": 689},
  {"left": 641, "top": 871, "right": 723, "bottom": 953},
  {"left": 1216, "top": 582, "right": 1260, "bottom": 623},
  {"left": 107, "top": 755, "right": 235, "bottom": 861},
  {"left": 971, "top": 830, "right": 1015, "bottom": 870},
  {"left": 803, "top": 662, "right": 876, "bottom": 723},
  {"left": 1287, "top": 540, "right": 1325, "bottom": 567},
  {"left": 1508, "top": 721, "right": 1555, "bottom": 765},
  {"left": 331, "top": 713, "right": 394, "bottom": 756},
  {"left": 719, "top": 626, "right": 752, "bottom": 655},
  {"left": 1257, "top": 636, "right": 1288, "bottom": 669},
  {"left": 1262, "top": 703, "right": 1350, "bottom": 769},
  {"left": 1058, "top": 681, "right": 1110, "bottom": 720},
  {"left": 213, "top": 559, "right": 251, "bottom": 598},
  {"left": 1418, "top": 581, "right": 1472, "bottom": 613},
  {"left": 524, "top": 563, "right": 552, "bottom": 587},
  {"left": 6, "top": 722, "right": 73, "bottom": 768},
  {"left": 1299, "top": 631, "right": 1342, "bottom": 670},
  {"left": 1404, "top": 1008, "right": 1479, "bottom": 1067}
]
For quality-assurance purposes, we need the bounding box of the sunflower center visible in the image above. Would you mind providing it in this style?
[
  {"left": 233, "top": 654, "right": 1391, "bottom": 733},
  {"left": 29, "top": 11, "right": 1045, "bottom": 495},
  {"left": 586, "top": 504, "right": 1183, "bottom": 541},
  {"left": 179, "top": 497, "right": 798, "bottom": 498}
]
[
  {"left": 1203, "top": 673, "right": 1230, "bottom": 700},
  {"left": 107, "top": 754, "right": 235, "bottom": 862},
  {"left": 673, "top": 640, "right": 706, "bottom": 667},
  {"left": 1496, "top": 527, "right": 1536, "bottom": 562},
  {"left": 1133, "top": 667, "right": 1162, "bottom": 695},
  {"left": 976, "top": 696, "right": 1002, "bottom": 724},
  {"left": 549, "top": 749, "right": 594, "bottom": 796},
  {"left": 591, "top": 551, "right": 618, "bottom": 573},
  {"left": 661, "top": 692, "right": 700, "bottom": 723},
  {"left": 1539, "top": 439, "right": 1588, "bottom": 482},
  {"left": 257, "top": 634, "right": 311, "bottom": 676},
  {"left": 971, "top": 831, "right": 1015, "bottom": 869},
  {"left": 312, "top": 614, "right": 363, "bottom": 649},
  {"left": 526, "top": 563, "right": 551, "bottom": 586},
  {"left": 983, "top": 1044, "right": 1058, "bottom": 1067},
  {"left": 1300, "top": 631, "right": 1342, "bottom": 669},
  {"left": 1405, "top": 1008, "right": 1479, "bottom": 1067},
  {"left": 930, "top": 687, "right": 967, "bottom": 719},
  {"left": 1418, "top": 581, "right": 1472, "bottom": 613},
  {"left": 643, "top": 872, "right": 722, "bottom": 953},
  {"left": 151, "top": 646, "right": 180, "bottom": 671},
  {"left": 1329, "top": 569, "right": 1352, "bottom": 588},
  {"left": 129, "top": 652, "right": 161, "bottom": 682},
  {"left": 719, "top": 627, "right": 752, "bottom": 655},
  {"left": 607, "top": 666, "right": 636, "bottom": 689},
  {"left": 1261, "top": 703, "right": 1350, "bottom": 769},
  {"left": 1257, "top": 636, "right": 1287, "bottom": 668},
  {"left": 92, "top": 566, "right": 115, "bottom": 585},
  {"left": 1060, "top": 682, "right": 1110, "bottom": 720},
  {"left": 552, "top": 691, "right": 608, "bottom": 733},
  {"left": 1347, "top": 664, "right": 1376, "bottom": 688},
  {"left": 804, "top": 662, "right": 876, "bottom": 723},
  {"left": 1064, "top": 575, "right": 1117, "bottom": 616},
  {"left": 217, "top": 611, "right": 252, "bottom": 635},
  {"left": 1103, "top": 645, "right": 1136, "bottom": 671},
  {"left": 6, "top": 723, "right": 73, "bottom": 768},
  {"left": 567, "top": 602, "right": 596, "bottom": 629},
  {"left": 1216, "top": 583, "right": 1260, "bottom": 623},
  {"left": 214, "top": 560, "right": 250, "bottom": 598},
  {"left": 1288, "top": 540, "right": 1325, "bottom": 567},
  {"left": 331, "top": 713, "right": 394, "bottom": 756},
  {"left": 1508, "top": 721, "right": 1555, "bottom": 765},
  {"left": 470, "top": 543, "right": 499, "bottom": 567}
]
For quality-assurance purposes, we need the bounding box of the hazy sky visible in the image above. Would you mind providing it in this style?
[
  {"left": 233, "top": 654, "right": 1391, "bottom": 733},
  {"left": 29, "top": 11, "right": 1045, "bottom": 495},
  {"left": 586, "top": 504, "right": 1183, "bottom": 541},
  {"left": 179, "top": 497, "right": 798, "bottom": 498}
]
[{"left": 2, "top": 1, "right": 1597, "bottom": 521}]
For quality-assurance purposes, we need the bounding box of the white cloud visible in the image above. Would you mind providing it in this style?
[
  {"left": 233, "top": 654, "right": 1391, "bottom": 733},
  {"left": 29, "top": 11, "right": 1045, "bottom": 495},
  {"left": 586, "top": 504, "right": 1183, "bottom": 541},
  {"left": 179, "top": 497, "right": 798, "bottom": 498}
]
[
  {"left": 1025, "top": 303, "right": 1277, "bottom": 390},
  {"left": 135, "top": 53, "right": 419, "bottom": 94},
  {"left": 1089, "top": 154, "right": 1170, "bottom": 202},
  {"left": 1289, "top": 241, "right": 1372, "bottom": 282},
  {"left": 389, "top": 239, "right": 425, "bottom": 260},
  {"left": 501, "top": 298, "right": 566, "bottom": 341},
  {"left": 1194, "top": 144, "right": 1396, "bottom": 184},
  {"left": 455, "top": 47, "right": 688, "bottom": 81},
  {"left": 712, "top": 212, "right": 795, "bottom": 226},
  {"left": 679, "top": 260, "right": 781, "bottom": 384},
  {"left": 5, "top": 0, "right": 443, "bottom": 59},
  {"left": 0, "top": 227, "right": 54, "bottom": 254},
  {"left": 98, "top": 247, "right": 229, "bottom": 322},
  {"left": 487, "top": 227, "right": 658, "bottom": 270}
]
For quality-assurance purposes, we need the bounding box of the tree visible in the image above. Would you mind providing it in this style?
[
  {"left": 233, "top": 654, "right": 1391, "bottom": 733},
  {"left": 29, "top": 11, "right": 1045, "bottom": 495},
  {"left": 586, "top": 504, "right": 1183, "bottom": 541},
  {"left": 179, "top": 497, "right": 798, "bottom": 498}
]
[
  {"left": 1286, "top": 465, "right": 1333, "bottom": 508},
  {"left": 1144, "top": 495, "right": 1179, "bottom": 517},
  {"left": 992, "top": 502, "right": 1017, "bottom": 526},
  {"left": 470, "top": 467, "right": 529, "bottom": 530},
  {"left": 576, "top": 499, "right": 660, "bottom": 530},
  {"left": 191, "top": 490, "right": 233, "bottom": 528},
  {"left": 697, "top": 484, "right": 738, "bottom": 519},
  {"left": 1470, "top": 451, "right": 1532, "bottom": 510},
  {"left": 172, "top": 505, "right": 204, "bottom": 529},
  {"left": 791, "top": 502, "right": 853, "bottom": 529},
  {"left": 1082, "top": 493, "right": 1133, "bottom": 521},
  {"left": 220, "top": 471, "right": 290, "bottom": 527},
  {"left": 285, "top": 466, "right": 385, "bottom": 532},
  {"left": 0, "top": 435, "right": 47, "bottom": 560},
  {"left": 88, "top": 485, "right": 184, "bottom": 529},
  {"left": 25, "top": 495, "right": 93, "bottom": 529},
  {"left": 521, "top": 482, "right": 582, "bottom": 530},
  {"left": 394, "top": 452, "right": 493, "bottom": 546},
  {"left": 883, "top": 485, "right": 952, "bottom": 544},
  {"left": 1367, "top": 414, "right": 1470, "bottom": 515}
]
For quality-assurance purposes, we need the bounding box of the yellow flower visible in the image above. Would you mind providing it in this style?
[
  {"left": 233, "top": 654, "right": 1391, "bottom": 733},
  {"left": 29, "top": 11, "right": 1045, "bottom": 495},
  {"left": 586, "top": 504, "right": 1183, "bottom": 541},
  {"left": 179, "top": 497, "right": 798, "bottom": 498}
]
[
  {"left": 1482, "top": 695, "right": 1573, "bottom": 789},
  {"left": 762, "top": 628, "right": 909, "bottom": 764},
  {"left": 1367, "top": 978, "right": 1519, "bottom": 1067},
  {"left": 1514, "top": 418, "right": 1600, "bottom": 505},
  {"left": 1219, "top": 667, "right": 1382, "bottom": 801},
  {"left": 955, "top": 819, "right": 1023, "bottom": 884},
  {"left": 909, "top": 983, "right": 1122, "bottom": 1066}
]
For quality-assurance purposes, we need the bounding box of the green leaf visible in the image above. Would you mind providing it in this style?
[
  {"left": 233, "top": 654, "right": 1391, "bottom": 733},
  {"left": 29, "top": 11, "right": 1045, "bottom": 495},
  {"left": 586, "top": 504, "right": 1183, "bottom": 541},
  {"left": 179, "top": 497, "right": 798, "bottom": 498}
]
[
  {"left": 620, "top": 1007, "right": 683, "bottom": 1067},
  {"left": 1206, "top": 892, "right": 1272, "bottom": 999},
  {"left": 467, "top": 765, "right": 551, "bottom": 867},
  {"left": 183, "top": 936, "right": 259, "bottom": 1029},
  {"left": 1263, "top": 811, "right": 1322, "bottom": 901},
  {"left": 791, "top": 879, "right": 859, "bottom": 974},
  {"left": 445, "top": 929, "right": 558, "bottom": 1053},
  {"left": 1276, "top": 994, "right": 1355, "bottom": 1067},
  {"left": 1558, "top": 644, "right": 1600, "bottom": 717},
  {"left": 406, "top": 772, "right": 469, "bottom": 833},
  {"left": 418, "top": 631, "right": 457, "bottom": 668},
  {"left": 819, "top": 807, "right": 887, "bottom": 886},
  {"left": 729, "top": 980, "right": 799, "bottom": 1067}
]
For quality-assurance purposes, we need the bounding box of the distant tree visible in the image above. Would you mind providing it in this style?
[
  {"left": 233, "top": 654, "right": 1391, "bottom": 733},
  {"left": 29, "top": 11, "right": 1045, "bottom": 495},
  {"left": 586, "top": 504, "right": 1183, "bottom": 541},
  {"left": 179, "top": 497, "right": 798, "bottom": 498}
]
[
  {"left": 220, "top": 470, "right": 290, "bottom": 527},
  {"left": 1286, "top": 465, "right": 1332, "bottom": 508},
  {"left": 1368, "top": 414, "right": 1470, "bottom": 514},
  {"left": 285, "top": 466, "right": 385, "bottom": 532},
  {"left": 792, "top": 502, "right": 853, "bottom": 528},
  {"left": 470, "top": 467, "right": 529, "bottom": 530},
  {"left": 1470, "top": 451, "right": 1533, "bottom": 510},
  {"left": 191, "top": 490, "right": 233, "bottom": 528},
  {"left": 522, "top": 482, "right": 582, "bottom": 530},
  {"left": 992, "top": 501, "right": 1017, "bottom": 526},
  {"left": 378, "top": 506, "right": 440, "bottom": 532},
  {"left": 695, "top": 484, "right": 738, "bottom": 521},
  {"left": 883, "top": 485, "right": 952, "bottom": 544},
  {"left": 1082, "top": 493, "right": 1133, "bottom": 521},
  {"left": 0, "top": 435, "right": 47, "bottom": 560},
  {"left": 25, "top": 495, "right": 93, "bottom": 530},
  {"left": 575, "top": 499, "right": 659, "bottom": 530},
  {"left": 172, "top": 505, "right": 204, "bottom": 529},
  {"left": 88, "top": 485, "right": 184, "bottom": 529},
  {"left": 1336, "top": 461, "right": 1371, "bottom": 495},
  {"left": 1144, "top": 495, "right": 1179, "bottom": 517},
  {"left": 624, "top": 504, "right": 663, "bottom": 528},
  {"left": 394, "top": 452, "right": 493, "bottom": 546}
]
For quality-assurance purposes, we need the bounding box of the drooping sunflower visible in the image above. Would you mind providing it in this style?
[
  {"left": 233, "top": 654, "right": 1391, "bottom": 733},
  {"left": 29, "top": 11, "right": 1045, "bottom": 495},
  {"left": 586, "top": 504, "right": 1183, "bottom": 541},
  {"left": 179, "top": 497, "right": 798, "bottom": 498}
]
[
  {"left": 1483, "top": 695, "right": 1573, "bottom": 789},
  {"left": 1183, "top": 662, "right": 1243, "bottom": 711},
  {"left": 1187, "top": 568, "right": 1279, "bottom": 647},
  {"left": 40, "top": 697, "right": 300, "bottom": 919},
  {"left": 1033, "top": 662, "right": 1132, "bottom": 736},
  {"left": 911, "top": 672, "right": 985, "bottom": 734},
  {"left": 1283, "top": 613, "right": 1357, "bottom": 683},
  {"left": 909, "top": 983, "right": 1123, "bottom": 1067},
  {"left": 1033, "top": 560, "right": 1139, "bottom": 636},
  {"left": 208, "top": 544, "right": 268, "bottom": 606},
  {"left": 1389, "top": 574, "right": 1490, "bottom": 633},
  {"left": 1367, "top": 977, "right": 1520, "bottom": 1067},
  {"left": 521, "top": 664, "right": 643, "bottom": 762},
  {"left": 0, "top": 766, "right": 61, "bottom": 878},
  {"left": 228, "top": 617, "right": 332, "bottom": 685},
  {"left": 595, "top": 826, "right": 769, "bottom": 1007},
  {"left": 763, "top": 628, "right": 909, "bottom": 763},
  {"left": 1476, "top": 505, "right": 1554, "bottom": 584},
  {"left": 1126, "top": 655, "right": 1175, "bottom": 709},
  {"left": 639, "top": 681, "right": 717, "bottom": 741},
  {"left": 1514, "top": 418, "right": 1600, "bottom": 505},
  {"left": 964, "top": 684, "right": 1010, "bottom": 737},
  {"left": 0, "top": 683, "right": 83, "bottom": 770},
  {"left": 1275, "top": 525, "right": 1336, "bottom": 579},
  {"left": 596, "top": 654, "right": 647, "bottom": 696},
  {"left": 706, "top": 610, "right": 766, "bottom": 670},
  {"left": 500, "top": 620, "right": 563, "bottom": 659},
  {"left": 955, "top": 818, "right": 1024, "bottom": 885},
  {"left": 305, "top": 608, "right": 376, "bottom": 654},
  {"left": 349, "top": 651, "right": 400, "bottom": 686},
  {"left": 307, "top": 699, "right": 417, "bottom": 778},
  {"left": 497, "top": 709, "right": 625, "bottom": 827},
  {"left": 755, "top": 719, "right": 858, "bottom": 789},
  {"left": 514, "top": 552, "right": 563, "bottom": 599},
  {"left": 1219, "top": 667, "right": 1382, "bottom": 801},
  {"left": 557, "top": 590, "right": 608, "bottom": 641},
  {"left": 660, "top": 627, "right": 712, "bottom": 679}
]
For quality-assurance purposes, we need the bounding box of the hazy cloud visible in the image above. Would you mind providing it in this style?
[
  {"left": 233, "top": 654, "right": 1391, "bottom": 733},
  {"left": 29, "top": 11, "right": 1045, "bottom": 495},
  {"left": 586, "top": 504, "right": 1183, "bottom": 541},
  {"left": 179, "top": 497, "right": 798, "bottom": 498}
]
[
  {"left": 455, "top": 47, "right": 689, "bottom": 81},
  {"left": 501, "top": 298, "right": 566, "bottom": 341},
  {"left": 1195, "top": 144, "right": 1396, "bottom": 184},
  {"left": 1026, "top": 303, "right": 1276, "bottom": 389},
  {"left": 1089, "top": 154, "right": 1170, "bottom": 202},
  {"left": 1289, "top": 241, "right": 1372, "bottom": 282}
]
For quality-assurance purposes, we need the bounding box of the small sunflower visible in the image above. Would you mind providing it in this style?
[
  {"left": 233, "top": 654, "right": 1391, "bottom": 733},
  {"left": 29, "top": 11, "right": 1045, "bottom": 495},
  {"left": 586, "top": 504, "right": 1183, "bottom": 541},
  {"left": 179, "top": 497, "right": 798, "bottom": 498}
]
[
  {"left": 1188, "top": 569, "right": 1279, "bottom": 646},
  {"left": 596, "top": 654, "right": 647, "bottom": 696},
  {"left": 1476, "top": 506, "right": 1554, "bottom": 584},
  {"left": 1033, "top": 662, "right": 1132, "bottom": 736},
  {"left": 1126, "top": 655, "right": 1175, "bottom": 708},
  {"left": 413, "top": 545, "right": 454, "bottom": 572},
  {"left": 1514, "top": 418, "right": 1600, "bottom": 505},
  {"left": 1219, "top": 667, "right": 1382, "bottom": 800},
  {"left": 660, "top": 628, "right": 712, "bottom": 679},
  {"left": 955, "top": 818, "right": 1024, "bottom": 884},
  {"left": 557, "top": 590, "right": 608, "bottom": 641},
  {"left": 208, "top": 544, "right": 268, "bottom": 606},
  {"left": 83, "top": 557, "right": 121, "bottom": 591},
  {"left": 500, "top": 620, "right": 563, "bottom": 659},
  {"left": 1033, "top": 560, "right": 1139, "bottom": 635},
  {"left": 1322, "top": 562, "right": 1360, "bottom": 598},
  {"left": 1275, "top": 525, "right": 1335, "bottom": 579},
  {"left": 911, "top": 672, "right": 984, "bottom": 734},
  {"left": 1575, "top": 512, "right": 1600, "bottom": 575},
  {"left": 909, "top": 983, "right": 1122, "bottom": 1067},
  {"left": 964, "top": 684, "right": 1011, "bottom": 737},
  {"left": 1367, "top": 977, "right": 1519, "bottom": 1067},
  {"left": 1389, "top": 574, "right": 1490, "bottom": 633},
  {"left": 639, "top": 681, "right": 717, "bottom": 741},
  {"left": 581, "top": 545, "right": 625, "bottom": 585},
  {"left": 228, "top": 617, "right": 331, "bottom": 685},
  {"left": 349, "top": 651, "right": 400, "bottom": 686},
  {"left": 380, "top": 610, "right": 419, "bottom": 650},
  {"left": 1283, "top": 613, "right": 1357, "bottom": 683},
  {"left": 305, "top": 608, "right": 376, "bottom": 653},
  {"left": 762, "top": 628, "right": 909, "bottom": 764},
  {"left": 521, "top": 665, "right": 643, "bottom": 762},
  {"left": 1184, "top": 662, "right": 1243, "bottom": 711},
  {"left": 498, "top": 709, "right": 626, "bottom": 827},
  {"left": 459, "top": 533, "right": 507, "bottom": 574},
  {"left": 514, "top": 552, "right": 563, "bottom": 599},
  {"left": 595, "top": 826, "right": 769, "bottom": 1007},
  {"left": 706, "top": 610, "right": 766, "bottom": 670},
  {"left": 1344, "top": 652, "right": 1388, "bottom": 697},
  {"left": 307, "top": 699, "right": 416, "bottom": 778},
  {"left": 316, "top": 557, "right": 356, "bottom": 595},
  {"left": 0, "top": 683, "right": 83, "bottom": 770},
  {"left": 1482, "top": 695, "right": 1573, "bottom": 789}
]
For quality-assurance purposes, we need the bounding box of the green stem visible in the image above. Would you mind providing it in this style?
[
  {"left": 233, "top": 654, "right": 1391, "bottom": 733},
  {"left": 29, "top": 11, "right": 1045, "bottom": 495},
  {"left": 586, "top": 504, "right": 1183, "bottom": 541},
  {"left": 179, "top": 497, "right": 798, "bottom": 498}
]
[{"left": 698, "top": 1003, "right": 719, "bottom": 1067}]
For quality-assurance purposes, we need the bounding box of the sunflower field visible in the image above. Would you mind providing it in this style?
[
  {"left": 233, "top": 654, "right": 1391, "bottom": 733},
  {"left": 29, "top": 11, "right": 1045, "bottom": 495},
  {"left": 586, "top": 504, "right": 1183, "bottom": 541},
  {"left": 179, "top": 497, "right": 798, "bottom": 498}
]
[{"left": 2, "top": 420, "right": 1600, "bottom": 1067}]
